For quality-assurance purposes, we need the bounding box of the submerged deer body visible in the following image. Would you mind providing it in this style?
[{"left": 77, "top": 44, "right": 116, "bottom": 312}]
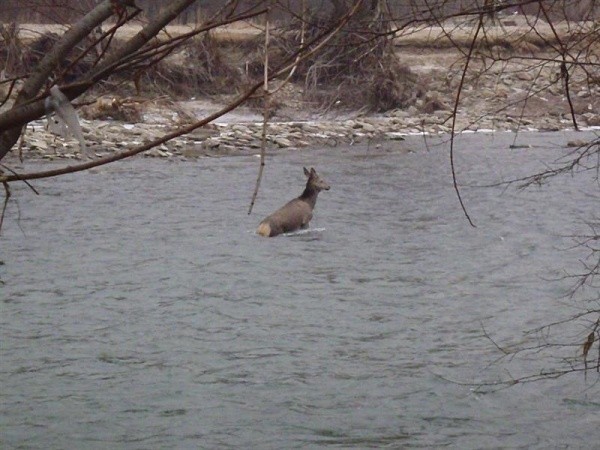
[{"left": 256, "top": 167, "right": 330, "bottom": 237}]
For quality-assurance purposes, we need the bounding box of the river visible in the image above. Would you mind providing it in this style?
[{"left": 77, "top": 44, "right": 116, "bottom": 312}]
[{"left": 1, "top": 130, "right": 599, "bottom": 449}]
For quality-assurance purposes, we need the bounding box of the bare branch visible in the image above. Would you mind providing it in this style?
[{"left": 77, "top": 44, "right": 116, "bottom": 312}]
[
  {"left": 0, "top": 1, "right": 117, "bottom": 160},
  {"left": 0, "top": 0, "right": 200, "bottom": 161},
  {"left": 448, "top": 12, "right": 482, "bottom": 228},
  {"left": 248, "top": 8, "right": 271, "bottom": 216}
]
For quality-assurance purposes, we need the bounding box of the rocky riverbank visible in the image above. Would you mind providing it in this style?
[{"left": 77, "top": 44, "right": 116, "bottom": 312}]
[
  {"left": 5, "top": 45, "right": 600, "bottom": 162},
  {"left": 14, "top": 114, "right": 430, "bottom": 161},
  {"left": 14, "top": 105, "right": 599, "bottom": 162}
]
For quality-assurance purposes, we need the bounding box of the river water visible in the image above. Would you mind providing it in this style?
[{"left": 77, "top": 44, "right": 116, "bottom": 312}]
[{"left": 1, "top": 130, "right": 599, "bottom": 449}]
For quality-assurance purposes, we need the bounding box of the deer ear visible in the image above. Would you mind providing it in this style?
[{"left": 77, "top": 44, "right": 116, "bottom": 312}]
[
  {"left": 303, "top": 167, "right": 310, "bottom": 177},
  {"left": 310, "top": 167, "right": 317, "bottom": 175}
]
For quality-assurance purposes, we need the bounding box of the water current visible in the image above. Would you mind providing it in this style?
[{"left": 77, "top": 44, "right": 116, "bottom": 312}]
[{"left": 1, "top": 130, "right": 599, "bottom": 448}]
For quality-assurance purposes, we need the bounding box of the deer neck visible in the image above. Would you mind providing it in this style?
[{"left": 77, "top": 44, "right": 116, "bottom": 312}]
[{"left": 300, "top": 185, "right": 319, "bottom": 209}]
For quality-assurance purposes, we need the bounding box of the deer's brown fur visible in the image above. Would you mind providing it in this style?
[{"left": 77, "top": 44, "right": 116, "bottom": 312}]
[{"left": 256, "top": 167, "right": 330, "bottom": 237}]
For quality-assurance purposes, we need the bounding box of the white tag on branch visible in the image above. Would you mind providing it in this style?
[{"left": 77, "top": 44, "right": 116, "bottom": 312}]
[{"left": 44, "top": 85, "right": 88, "bottom": 156}]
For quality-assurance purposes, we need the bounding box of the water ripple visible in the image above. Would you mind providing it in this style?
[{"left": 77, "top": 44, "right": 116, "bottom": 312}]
[{"left": 1, "top": 132, "right": 599, "bottom": 449}]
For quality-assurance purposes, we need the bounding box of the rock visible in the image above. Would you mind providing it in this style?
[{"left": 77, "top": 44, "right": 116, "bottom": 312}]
[
  {"left": 566, "top": 139, "right": 588, "bottom": 148},
  {"left": 248, "top": 141, "right": 262, "bottom": 149},
  {"left": 422, "top": 98, "right": 449, "bottom": 113},
  {"left": 583, "top": 113, "right": 600, "bottom": 126},
  {"left": 391, "top": 109, "right": 410, "bottom": 118},
  {"left": 232, "top": 131, "right": 252, "bottom": 142},
  {"left": 231, "top": 124, "right": 251, "bottom": 133},
  {"left": 385, "top": 132, "right": 406, "bottom": 140},
  {"left": 272, "top": 136, "right": 293, "bottom": 148},
  {"left": 203, "top": 138, "right": 221, "bottom": 149},
  {"left": 494, "top": 85, "right": 510, "bottom": 98},
  {"left": 359, "top": 122, "right": 376, "bottom": 132},
  {"left": 406, "top": 106, "right": 419, "bottom": 116},
  {"left": 539, "top": 123, "right": 560, "bottom": 132},
  {"left": 189, "top": 128, "right": 217, "bottom": 139},
  {"left": 432, "top": 124, "right": 451, "bottom": 133},
  {"left": 219, "top": 144, "right": 237, "bottom": 152},
  {"left": 181, "top": 146, "right": 206, "bottom": 158},
  {"left": 145, "top": 148, "right": 171, "bottom": 157},
  {"left": 30, "top": 140, "right": 49, "bottom": 151},
  {"left": 516, "top": 71, "right": 534, "bottom": 81},
  {"left": 549, "top": 86, "right": 562, "bottom": 96}
]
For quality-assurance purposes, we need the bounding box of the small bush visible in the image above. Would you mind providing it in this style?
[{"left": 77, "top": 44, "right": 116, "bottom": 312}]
[
  {"left": 134, "top": 33, "right": 245, "bottom": 98},
  {"left": 80, "top": 96, "right": 143, "bottom": 122},
  {"left": 369, "top": 60, "right": 422, "bottom": 112},
  {"left": 266, "top": 15, "right": 422, "bottom": 113}
]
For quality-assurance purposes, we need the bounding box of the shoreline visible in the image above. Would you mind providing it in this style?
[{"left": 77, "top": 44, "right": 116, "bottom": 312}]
[
  {"left": 3, "top": 23, "right": 599, "bottom": 164},
  {"left": 6, "top": 111, "right": 598, "bottom": 164}
]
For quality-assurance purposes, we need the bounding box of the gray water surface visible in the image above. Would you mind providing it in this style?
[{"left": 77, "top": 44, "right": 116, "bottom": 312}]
[{"left": 1, "top": 131, "right": 599, "bottom": 449}]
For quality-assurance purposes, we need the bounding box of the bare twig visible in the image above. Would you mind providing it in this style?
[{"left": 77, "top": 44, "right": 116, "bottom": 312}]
[
  {"left": 539, "top": 2, "right": 579, "bottom": 131},
  {"left": 481, "top": 321, "right": 509, "bottom": 355},
  {"left": 0, "top": 163, "right": 40, "bottom": 195},
  {"left": 248, "top": 8, "right": 270, "bottom": 216},
  {"left": 0, "top": 181, "right": 10, "bottom": 234},
  {"left": 0, "top": 81, "right": 263, "bottom": 182},
  {"left": 448, "top": 14, "right": 483, "bottom": 227}
]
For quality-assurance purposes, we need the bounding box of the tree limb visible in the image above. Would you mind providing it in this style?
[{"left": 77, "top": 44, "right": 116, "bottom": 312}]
[
  {"left": 0, "top": 0, "right": 200, "bottom": 162},
  {"left": 0, "top": 0, "right": 117, "bottom": 160}
]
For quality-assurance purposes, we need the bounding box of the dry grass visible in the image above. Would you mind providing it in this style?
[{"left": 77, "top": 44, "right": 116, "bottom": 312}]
[
  {"left": 135, "top": 33, "right": 244, "bottom": 98},
  {"left": 11, "top": 19, "right": 589, "bottom": 49},
  {"left": 394, "top": 19, "right": 595, "bottom": 50},
  {"left": 79, "top": 96, "right": 144, "bottom": 121},
  {"left": 14, "top": 22, "right": 262, "bottom": 44},
  {"left": 3, "top": 19, "right": 596, "bottom": 115}
]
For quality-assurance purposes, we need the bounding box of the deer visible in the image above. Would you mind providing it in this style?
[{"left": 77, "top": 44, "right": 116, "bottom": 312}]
[{"left": 256, "top": 167, "right": 330, "bottom": 237}]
